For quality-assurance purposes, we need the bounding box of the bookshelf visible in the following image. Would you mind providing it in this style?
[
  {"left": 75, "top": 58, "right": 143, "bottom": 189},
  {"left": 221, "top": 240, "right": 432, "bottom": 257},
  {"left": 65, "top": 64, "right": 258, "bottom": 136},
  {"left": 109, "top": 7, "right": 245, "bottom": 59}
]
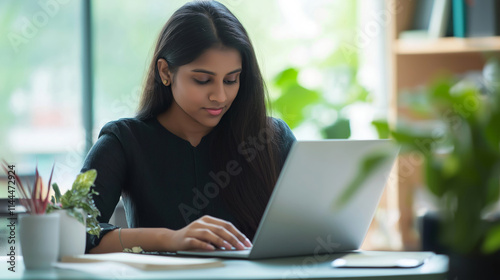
[
  {"left": 395, "top": 37, "right": 500, "bottom": 55},
  {"left": 387, "top": 0, "right": 500, "bottom": 250}
]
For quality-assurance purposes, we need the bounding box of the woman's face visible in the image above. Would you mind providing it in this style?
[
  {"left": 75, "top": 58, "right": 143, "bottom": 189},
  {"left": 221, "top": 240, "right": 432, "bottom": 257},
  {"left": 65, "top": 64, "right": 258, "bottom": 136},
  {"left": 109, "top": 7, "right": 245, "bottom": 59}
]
[{"left": 164, "top": 47, "right": 242, "bottom": 129}]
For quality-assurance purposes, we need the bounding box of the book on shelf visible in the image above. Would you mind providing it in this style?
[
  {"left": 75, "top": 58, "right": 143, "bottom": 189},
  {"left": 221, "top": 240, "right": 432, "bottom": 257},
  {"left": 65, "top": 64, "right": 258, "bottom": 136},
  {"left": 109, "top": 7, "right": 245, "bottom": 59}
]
[
  {"left": 428, "top": 0, "right": 451, "bottom": 38},
  {"left": 61, "top": 252, "right": 224, "bottom": 271},
  {"left": 399, "top": 0, "right": 500, "bottom": 40},
  {"left": 452, "top": 0, "right": 466, "bottom": 37},
  {"left": 466, "top": 0, "right": 500, "bottom": 37},
  {"left": 399, "top": 0, "right": 451, "bottom": 40},
  {"left": 412, "top": 0, "right": 434, "bottom": 31}
]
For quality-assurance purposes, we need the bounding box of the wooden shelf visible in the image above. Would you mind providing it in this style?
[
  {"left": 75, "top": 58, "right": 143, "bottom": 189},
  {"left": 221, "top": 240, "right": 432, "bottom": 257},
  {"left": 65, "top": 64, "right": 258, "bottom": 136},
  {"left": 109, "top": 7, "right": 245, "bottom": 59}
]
[
  {"left": 394, "top": 36, "right": 500, "bottom": 55},
  {"left": 386, "top": 0, "right": 500, "bottom": 251}
]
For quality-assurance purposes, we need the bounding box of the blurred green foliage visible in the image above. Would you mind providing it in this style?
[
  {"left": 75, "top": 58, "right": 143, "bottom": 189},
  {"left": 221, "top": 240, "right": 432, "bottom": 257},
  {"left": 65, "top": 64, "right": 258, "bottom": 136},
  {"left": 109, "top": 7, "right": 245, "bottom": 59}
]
[
  {"left": 271, "top": 68, "right": 321, "bottom": 129},
  {"left": 371, "top": 119, "right": 390, "bottom": 139},
  {"left": 394, "top": 76, "right": 500, "bottom": 256},
  {"left": 271, "top": 64, "right": 371, "bottom": 139},
  {"left": 269, "top": 0, "right": 373, "bottom": 139},
  {"left": 347, "top": 61, "right": 500, "bottom": 256}
]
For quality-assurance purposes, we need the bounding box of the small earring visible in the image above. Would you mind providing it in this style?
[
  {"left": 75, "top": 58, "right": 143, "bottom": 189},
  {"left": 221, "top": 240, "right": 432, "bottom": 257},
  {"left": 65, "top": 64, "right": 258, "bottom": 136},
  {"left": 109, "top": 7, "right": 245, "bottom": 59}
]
[{"left": 163, "top": 79, "right": 169, "bottom": 86}]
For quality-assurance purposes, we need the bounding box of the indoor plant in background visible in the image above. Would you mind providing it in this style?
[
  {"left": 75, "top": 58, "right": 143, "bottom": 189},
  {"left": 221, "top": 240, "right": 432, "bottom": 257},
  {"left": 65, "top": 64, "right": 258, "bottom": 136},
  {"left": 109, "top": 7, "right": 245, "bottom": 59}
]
[
  {"left": 271, "top": 67, "right": 371, "bottom": 139},
  {"left": 1, "top": 162, "right": 60, "bottom": 270},
  {"left": 47, "top": 169, "right": 101, "bottom": 259},
  {"left": 344, "top": 59, "right": 500, "bottom": 279},
  {"left": 269, "top": 0, "right": 371, "bottom": 141}
]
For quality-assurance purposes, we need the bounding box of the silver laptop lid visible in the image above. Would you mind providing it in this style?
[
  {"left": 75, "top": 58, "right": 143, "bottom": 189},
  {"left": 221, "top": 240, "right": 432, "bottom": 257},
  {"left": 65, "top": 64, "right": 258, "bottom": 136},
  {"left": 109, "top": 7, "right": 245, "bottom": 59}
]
[{"left": 249, "top": 139, "right": 398, "bottom": 259}]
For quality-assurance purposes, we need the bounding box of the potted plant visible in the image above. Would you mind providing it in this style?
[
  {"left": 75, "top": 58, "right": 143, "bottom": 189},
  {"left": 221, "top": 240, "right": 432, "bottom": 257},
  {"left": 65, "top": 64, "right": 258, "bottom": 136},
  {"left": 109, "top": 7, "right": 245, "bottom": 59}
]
[
  {"left": 342, "top": 62, "right": 500, "bottom": 278},
  {"left": 46, "top": 169, "right": 101, "bottom": 258},
  {"left": 1, "top": 162, "right": 60, "bottom": 270}
]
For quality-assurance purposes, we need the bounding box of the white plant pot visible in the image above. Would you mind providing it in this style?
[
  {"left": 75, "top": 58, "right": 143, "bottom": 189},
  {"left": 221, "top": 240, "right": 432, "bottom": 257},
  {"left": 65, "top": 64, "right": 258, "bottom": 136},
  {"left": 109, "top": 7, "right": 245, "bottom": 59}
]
[
  {"left": 55, "top": 209, "right": 86, "bottom": 259},
  {"left": 19, "top": 213, "right": 60, "bottom": 270}
]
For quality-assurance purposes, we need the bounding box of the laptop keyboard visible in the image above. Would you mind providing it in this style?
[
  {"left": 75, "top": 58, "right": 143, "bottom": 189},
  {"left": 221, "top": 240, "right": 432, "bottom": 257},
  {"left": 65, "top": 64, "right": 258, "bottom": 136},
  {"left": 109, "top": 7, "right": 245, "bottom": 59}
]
[{"left": 215, "top": 246, "right": 252, "bottom": 251}]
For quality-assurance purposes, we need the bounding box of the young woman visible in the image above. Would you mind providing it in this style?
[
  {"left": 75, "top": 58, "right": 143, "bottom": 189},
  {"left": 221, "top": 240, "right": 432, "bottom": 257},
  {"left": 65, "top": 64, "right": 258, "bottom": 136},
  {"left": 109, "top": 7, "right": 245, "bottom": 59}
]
[{"left": 83, "top": 0, "right": 296, "bottom": 254}]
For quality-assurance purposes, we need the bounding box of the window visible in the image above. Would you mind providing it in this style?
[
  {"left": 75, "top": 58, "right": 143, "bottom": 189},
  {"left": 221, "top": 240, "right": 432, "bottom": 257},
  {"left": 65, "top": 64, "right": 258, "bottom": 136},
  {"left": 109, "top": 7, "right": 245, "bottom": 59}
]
[
  {"left": 92, "top": 0, "right": 177, "bottom": 133},
  {"left": 1, "top": 0, "right": 83, "bottom": 191}
]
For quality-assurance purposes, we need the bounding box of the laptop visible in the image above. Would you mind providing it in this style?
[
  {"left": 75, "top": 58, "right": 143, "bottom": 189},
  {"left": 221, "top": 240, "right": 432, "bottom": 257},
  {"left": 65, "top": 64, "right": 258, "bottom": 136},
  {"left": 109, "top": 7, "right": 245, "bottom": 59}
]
[{"left": 177, "top": 140, "right": 399, "bottom": 259}]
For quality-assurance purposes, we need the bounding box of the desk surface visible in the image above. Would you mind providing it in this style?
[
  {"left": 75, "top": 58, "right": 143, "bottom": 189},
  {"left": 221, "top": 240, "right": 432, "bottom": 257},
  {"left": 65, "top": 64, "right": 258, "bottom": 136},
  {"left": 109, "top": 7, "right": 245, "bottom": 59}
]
[{"left": 0, "top": 253, "right": 448, "bottom": 280}]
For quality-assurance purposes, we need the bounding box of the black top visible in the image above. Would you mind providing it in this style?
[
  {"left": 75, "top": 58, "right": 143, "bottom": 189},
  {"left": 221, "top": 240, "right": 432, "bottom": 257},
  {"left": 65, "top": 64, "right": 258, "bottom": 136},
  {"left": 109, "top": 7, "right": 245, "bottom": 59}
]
[{"left": 82, "top": 117, "right": 296, "bottom": 252}]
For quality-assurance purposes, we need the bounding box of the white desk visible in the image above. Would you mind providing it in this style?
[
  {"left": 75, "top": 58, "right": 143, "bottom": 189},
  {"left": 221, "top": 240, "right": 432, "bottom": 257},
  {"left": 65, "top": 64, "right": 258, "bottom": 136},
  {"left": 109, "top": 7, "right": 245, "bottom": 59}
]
[{"left": 0, "top": 253, "right": 448, "bottom": 280}]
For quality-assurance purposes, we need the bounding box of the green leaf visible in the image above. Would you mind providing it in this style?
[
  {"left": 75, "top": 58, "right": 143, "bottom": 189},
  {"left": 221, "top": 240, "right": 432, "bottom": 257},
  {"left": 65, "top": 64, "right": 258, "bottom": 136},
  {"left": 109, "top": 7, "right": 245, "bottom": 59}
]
[
  {"left": 442, "top": 155, "right": 460, "bottom": 179},
  {"left": 72, "top": 169, "right": 97, "bottom": 192},
  {"left": 425, "top": 156, "right": 445, "bottom": 197},
  {"left": 56, "top": 169, "right": 101, "bottom": 236},
  {"left": 66, "top": 208, "right": 85, "bottom": 225},
  {"left": 485, "top": 175, "right": 500, "bottom": 206},
  {"left": 430, "top": 78, "right": 453, "bottom": 101},
  {"left": 273, "top": 68, "right": 298, "bottom": 89},
  {"left": 45, "top": 203, "right": 62, "bottom": 214},
  {"left": 272, "top": 84, "right": 320, "bottom": 129},
  {"left": 390, "top": 128, "right": 437, "bottom": 155},
  {"left": 482, "top": 224, "right": 500, "bottom": 254},
  {"left": 333, "top": 152, "right": 390, "bottom": 211},
  {"left": 485, "top": 104, "right": 500, "bottom": 148},
  {"left": 52, "top": 183, "right": 62, "bottom": 204},
  {"left": 371, "top": 119, "right": 389, "bottom": 139},
  {"left": 271, "top": 67, "right": 322, "bottom": 129},
  {"left": 322, "top": 118, "right": 351, "bottom": 139},
  {"left": 346, "top": 82, "right": 372, "bottom": 104}
]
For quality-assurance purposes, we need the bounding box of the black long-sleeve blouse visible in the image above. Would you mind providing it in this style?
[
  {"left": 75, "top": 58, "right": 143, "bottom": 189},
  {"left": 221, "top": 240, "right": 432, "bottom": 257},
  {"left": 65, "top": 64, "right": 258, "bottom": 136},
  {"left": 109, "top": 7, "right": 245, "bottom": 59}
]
[{"left": 82, "top": 117, "right": 296, "bottom": 253}]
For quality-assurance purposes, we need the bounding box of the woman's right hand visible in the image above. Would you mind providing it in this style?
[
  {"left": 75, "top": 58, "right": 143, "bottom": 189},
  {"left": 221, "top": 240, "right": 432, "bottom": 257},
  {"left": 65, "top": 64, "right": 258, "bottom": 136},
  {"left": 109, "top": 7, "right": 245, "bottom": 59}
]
[{"left": 167, "top": 215, "right": 253, "bottom": 251}]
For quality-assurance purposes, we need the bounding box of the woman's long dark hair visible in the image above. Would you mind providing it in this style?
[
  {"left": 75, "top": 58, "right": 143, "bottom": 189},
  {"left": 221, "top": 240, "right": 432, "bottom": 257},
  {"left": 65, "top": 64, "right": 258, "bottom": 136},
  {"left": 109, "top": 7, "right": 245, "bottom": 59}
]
[{"left": 137, "top": 0, "right": 282, "bottom": 239}]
